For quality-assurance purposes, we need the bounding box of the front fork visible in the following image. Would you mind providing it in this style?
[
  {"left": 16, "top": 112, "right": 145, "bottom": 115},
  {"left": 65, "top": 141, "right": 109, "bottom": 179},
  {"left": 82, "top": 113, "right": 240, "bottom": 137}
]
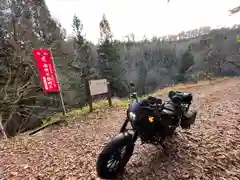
[
  {"left": 120, "top": 118, "right": 138, "bottom": 143},
  {"left": 120, "top": 118, "right": 129, "bottom": 133}
]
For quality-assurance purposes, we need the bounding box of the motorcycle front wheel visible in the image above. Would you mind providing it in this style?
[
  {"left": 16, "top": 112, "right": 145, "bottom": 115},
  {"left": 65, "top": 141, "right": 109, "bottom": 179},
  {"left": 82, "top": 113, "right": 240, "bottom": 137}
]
[{"left": 96, "top": 131, "right": 135, "bottom": 179}]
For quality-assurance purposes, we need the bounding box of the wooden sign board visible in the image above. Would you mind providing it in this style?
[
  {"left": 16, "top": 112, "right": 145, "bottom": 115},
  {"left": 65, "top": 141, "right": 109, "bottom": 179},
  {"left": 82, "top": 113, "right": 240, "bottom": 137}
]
[
  {"left": 89, "top": 79, "right": 108, "bottom": 96},
  {"left": 86, "top": 79, "right": 112, "bottom": 112}
]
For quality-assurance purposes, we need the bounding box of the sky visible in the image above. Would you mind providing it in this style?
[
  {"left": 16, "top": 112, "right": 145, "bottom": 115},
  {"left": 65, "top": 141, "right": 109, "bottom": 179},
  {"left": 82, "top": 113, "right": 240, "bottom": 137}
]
[{"left": 45, "top": 0, "right": 240, "bottom": 43}]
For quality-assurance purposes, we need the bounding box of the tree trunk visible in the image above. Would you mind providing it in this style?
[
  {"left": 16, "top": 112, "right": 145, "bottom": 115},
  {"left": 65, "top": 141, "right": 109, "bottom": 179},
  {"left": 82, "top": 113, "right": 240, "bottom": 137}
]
[{"left": 0, "top": 114, "right": 7, "bottom": 139}]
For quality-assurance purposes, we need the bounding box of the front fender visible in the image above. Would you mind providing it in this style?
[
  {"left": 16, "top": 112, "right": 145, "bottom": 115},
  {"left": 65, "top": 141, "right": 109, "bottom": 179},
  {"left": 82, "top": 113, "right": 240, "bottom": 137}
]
[{"left": 100, "top": 130, "right": 136, "bottom": 155}]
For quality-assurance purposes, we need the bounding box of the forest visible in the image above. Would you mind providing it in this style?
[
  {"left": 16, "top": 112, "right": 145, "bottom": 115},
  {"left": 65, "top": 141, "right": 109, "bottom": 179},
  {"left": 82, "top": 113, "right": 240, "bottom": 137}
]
[{"left": 0, "top": 0, "right": 240, "bottom": 137}]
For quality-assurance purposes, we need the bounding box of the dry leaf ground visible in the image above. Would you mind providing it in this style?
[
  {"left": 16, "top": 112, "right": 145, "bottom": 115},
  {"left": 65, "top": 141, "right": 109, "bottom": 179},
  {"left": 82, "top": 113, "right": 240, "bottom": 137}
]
[{"left": 0, "top": 78, "right": 240, "bottom": 180}]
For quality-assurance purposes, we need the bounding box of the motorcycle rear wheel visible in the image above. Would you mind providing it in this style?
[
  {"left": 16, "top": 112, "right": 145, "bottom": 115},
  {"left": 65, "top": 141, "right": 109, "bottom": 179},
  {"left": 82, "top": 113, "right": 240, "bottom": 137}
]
[{"left": 96, "top": 132, "right": 134, "bottom": 179}]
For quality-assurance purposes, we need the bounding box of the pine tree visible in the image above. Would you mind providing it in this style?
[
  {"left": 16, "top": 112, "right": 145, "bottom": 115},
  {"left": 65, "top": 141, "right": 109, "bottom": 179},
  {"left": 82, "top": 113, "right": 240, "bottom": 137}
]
[
  {"left": 97, "top": 14, "right": 126, "bottom": 96},
  {"left": 71, "top": 14, "right": 95, "bottom": 105},
  {"left": 72, "top": 14, "right": 94, "bottom": 79}
]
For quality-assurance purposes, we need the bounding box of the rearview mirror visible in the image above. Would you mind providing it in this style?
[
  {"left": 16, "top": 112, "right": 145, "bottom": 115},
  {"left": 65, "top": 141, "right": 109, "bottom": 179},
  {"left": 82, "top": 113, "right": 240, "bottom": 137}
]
[
  {"left": 130, "top": 81, "right": 135, "bottom": 87},
  {"left": 130, "top": 92, "right": 137, "bottom": 99}
]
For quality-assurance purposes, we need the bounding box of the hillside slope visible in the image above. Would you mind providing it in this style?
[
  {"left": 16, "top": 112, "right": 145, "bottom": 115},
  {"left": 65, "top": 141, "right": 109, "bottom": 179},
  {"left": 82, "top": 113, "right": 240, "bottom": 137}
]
[{"left": 0, "top": 78, "right": 240, "bottom": 180}]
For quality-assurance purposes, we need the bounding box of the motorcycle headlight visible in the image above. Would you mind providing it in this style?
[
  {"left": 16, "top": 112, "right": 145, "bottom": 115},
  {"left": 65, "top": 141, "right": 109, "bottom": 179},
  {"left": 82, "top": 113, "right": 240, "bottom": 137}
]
[{"left": 128, "top": 112, "right": 136, "bottom": 121}]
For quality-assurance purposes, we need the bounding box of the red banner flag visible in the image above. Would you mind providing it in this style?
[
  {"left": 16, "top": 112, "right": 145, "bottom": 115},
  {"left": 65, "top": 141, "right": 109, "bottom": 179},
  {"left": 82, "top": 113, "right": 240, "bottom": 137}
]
[{"left": 32, "top": 48, "right": 60, "bottom": 92}]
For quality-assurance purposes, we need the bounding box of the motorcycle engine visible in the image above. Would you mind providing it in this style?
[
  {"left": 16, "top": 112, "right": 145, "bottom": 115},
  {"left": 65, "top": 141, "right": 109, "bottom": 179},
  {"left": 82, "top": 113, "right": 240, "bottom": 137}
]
[{"left": 128, "top": 99, "right": 180, "bottom": 142}]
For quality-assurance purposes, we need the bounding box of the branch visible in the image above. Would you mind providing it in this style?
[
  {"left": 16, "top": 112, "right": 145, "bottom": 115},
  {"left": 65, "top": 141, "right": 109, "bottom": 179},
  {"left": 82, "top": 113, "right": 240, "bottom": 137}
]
[
  {"left": 2, "top": 67, "right": 12, "bottom": 103},
  {"left": 16, "top": 81, "right": 31, "bottom": 97},
  {"left": 17, "top": 107, "right": 35, "bottom": 134},
  {"left": 227, "top": 61, "right": 240, "bottom": 69}
]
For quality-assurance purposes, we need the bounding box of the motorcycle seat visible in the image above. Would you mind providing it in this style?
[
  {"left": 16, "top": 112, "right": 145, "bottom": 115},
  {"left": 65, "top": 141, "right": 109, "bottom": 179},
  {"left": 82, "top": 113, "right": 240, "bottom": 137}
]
[
  {"left": 163, "top": 102, "right": 175, "bottom": 111},
  {"left": 168, "top": 91, "right": 192, "bottom": 104},
  {"left": 161, "top": 102, "right": 177, "bottom": 115}
]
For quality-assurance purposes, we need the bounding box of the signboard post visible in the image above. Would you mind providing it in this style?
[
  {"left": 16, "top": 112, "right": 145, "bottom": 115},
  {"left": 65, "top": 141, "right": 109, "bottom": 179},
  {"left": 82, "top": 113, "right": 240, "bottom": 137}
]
[
  {"left": 87, "top": 79, "right": 112, "bottom": 112},
  {"left": 32, "top": 48, "right": 66, "bottom": 115}
]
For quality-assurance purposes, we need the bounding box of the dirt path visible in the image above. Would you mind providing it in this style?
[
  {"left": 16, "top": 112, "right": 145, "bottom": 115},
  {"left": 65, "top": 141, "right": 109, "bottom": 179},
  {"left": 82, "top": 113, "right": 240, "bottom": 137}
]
[{"left": 0, "top": 78, "right": 240, "bottom": 180}]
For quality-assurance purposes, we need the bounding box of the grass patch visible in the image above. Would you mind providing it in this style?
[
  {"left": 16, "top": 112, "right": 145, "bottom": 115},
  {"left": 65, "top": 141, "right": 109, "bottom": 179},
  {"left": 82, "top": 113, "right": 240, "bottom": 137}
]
[{"left": 31, "top": 77, "right": 230, "bottom": 133}]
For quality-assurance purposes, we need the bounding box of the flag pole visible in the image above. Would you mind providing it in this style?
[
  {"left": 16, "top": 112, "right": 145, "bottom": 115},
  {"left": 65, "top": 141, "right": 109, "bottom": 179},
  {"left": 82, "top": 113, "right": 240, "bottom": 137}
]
[{"left": 49, "top": 48, "right": 67, "bottom": 115}]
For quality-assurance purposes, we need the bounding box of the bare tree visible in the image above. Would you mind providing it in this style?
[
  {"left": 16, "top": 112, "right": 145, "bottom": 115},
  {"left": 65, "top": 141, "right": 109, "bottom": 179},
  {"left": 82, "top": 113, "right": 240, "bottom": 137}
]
[{"left": 0, "top": 0, "right": 65, "bottom": 137}]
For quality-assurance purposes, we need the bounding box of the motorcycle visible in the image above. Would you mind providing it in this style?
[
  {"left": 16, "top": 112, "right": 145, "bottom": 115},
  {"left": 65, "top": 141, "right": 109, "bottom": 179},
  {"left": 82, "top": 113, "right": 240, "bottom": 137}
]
[{"left": 96, "top": 82, "right": 197, "bottom": 179}]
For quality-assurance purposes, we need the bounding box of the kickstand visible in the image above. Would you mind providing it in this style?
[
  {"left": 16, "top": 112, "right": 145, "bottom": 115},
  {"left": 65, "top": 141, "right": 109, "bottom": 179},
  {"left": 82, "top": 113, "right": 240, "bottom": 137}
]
[
  {"left": 160, "top": 137, "right": 166, "bottom": 148},
  {"left": 159, "top": 137, "right": 169, "bottom": 155}
]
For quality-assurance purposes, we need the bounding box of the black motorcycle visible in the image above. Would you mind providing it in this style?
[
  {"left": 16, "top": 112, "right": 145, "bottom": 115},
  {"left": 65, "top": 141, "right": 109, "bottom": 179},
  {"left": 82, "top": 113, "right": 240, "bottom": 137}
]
[{"left": 96, "top": 82, "right": 197, "bottom": 179}]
